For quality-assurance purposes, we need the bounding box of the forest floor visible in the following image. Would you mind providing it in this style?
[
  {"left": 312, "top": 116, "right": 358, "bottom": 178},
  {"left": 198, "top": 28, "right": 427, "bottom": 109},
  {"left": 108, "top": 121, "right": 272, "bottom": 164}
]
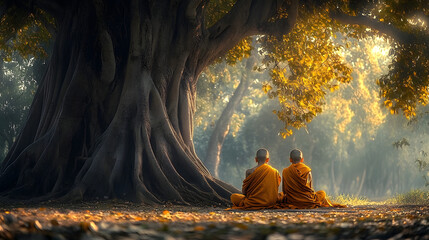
[{"left": 0, "top": 201, "right": 428, "bottom": 240}]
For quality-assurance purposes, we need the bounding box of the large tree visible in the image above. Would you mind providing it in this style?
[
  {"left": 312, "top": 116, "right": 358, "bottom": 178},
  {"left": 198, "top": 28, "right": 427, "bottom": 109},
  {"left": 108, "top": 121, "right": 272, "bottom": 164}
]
[{"left": 0, "top": 0, "right": 427, "bottom": 204}]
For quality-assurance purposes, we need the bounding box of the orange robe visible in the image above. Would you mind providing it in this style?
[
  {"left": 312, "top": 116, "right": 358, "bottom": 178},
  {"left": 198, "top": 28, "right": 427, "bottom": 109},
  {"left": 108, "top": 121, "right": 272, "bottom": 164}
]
[
  {"left": 230, "top": 164, "right": 281, "bottom": 210},
  {"left": 280, "top": 163, "right": 345, "bottom": 209}
]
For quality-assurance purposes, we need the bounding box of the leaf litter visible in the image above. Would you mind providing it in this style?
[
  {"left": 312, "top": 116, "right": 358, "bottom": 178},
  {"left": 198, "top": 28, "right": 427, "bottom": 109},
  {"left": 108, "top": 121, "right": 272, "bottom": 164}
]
[{"left": 0, "top": 201, "right": 428, "bottom": 239}]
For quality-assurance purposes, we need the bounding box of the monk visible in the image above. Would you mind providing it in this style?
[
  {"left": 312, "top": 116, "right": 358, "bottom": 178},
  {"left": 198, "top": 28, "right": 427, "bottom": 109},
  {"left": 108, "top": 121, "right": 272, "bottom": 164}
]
[
  {"left": 280, "top": 149, "right": 345, "bottom": 209},
  {"left": 230, "top": 148, "right": 281, "bottom": 210}
]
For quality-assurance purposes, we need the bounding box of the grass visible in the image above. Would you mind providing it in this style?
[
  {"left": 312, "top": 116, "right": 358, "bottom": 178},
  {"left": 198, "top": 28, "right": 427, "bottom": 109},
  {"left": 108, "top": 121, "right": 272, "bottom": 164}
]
[
  {"left": 331, "top": 194, "right": 382, "bottom": 206},
  {"left": 331, "top": 189, "right": 429, "bottom": 206},
  {"left": 390, "top": 189, "right": 429, "bottom": 205}
]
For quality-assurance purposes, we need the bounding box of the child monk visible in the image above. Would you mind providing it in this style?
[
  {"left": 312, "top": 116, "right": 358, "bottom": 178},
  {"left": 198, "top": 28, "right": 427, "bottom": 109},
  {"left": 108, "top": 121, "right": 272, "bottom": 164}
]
[
  {"left": 280, "top": 149, "right": 346, "bottom": 209},
  {"left": 230, "top": 148, "right": 281, "bottom": 209}
]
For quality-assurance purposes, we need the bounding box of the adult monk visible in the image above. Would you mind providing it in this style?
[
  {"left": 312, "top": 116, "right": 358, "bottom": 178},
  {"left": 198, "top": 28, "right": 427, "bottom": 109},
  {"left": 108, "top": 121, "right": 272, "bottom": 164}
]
[
  {"left": 230, "top": 148, "right": 281, "bottom": 210},
  {"left": 280, "top": 149, "right": 346, "bottom": 209}
]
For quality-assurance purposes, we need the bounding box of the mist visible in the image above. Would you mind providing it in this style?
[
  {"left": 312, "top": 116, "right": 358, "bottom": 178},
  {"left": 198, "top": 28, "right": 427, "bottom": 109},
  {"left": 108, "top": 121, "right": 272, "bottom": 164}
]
[
  {"left": 1, "top": 36, "right": 427, "bottom": 201},
  {"left": 194, "top": 36, "right": 428, "bottom": 199}
]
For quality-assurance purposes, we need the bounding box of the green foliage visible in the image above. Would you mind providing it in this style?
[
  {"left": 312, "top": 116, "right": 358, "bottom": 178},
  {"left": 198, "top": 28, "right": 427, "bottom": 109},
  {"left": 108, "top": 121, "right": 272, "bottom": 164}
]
[
  {"left": 378, "top": 43, "right": 429, "bottom": 118},
  {"left": 334, "top": 190, "right": 429, "bottom": 205},
  {"left": 393, "top": 110, "right": 429, "bottom": 187},
  {"left": 0, "top": 4, "right": 51, "bottom": 161},
  {"left": 415, "top": 158, "right": 429, "bottom": 186},
  {"left": 374, "top": 0, "right": 429, "bottom": 118},
  {"left": 393, "top": 138, "right": 410, "bottom": 149},
  {"left": 2, "top": 0, "right": 428, "bottom": 136},
  {"left": 195, "top": 51, "right": 267, "bottom": 134},
  {"left": 392, "top": 189, "right": 429, "bottom": 205},
  {"left": 204, "top": 0, "right": 235, "bottom": 28},
  {"left": 0, "top": 53, "right": 40, "bottom": 162},
  {"left": 194, "top": 56, "right": 267, "bottom": 164}
]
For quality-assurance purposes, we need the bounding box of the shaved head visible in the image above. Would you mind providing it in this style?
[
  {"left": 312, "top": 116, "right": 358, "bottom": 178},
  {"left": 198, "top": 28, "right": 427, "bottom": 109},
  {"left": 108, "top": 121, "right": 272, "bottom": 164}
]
[
  {"left": 290, "top": 149, "right": 303, "bottom": 163},
  {"left": 256, "top": 148, "right": 269, "bottom": 162}
]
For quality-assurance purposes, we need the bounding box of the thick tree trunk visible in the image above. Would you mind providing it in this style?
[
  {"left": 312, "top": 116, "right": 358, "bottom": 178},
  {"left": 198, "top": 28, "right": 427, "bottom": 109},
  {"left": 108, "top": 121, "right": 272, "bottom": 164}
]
[
  {"left": 0, "top": 0, "right": 239, "bottom": 204},
  {"left": 1, "top": 0, "right": 299, "bottom": 204},
  {"left": 204, "top": 57, "right": 255, "bottom": 177}
]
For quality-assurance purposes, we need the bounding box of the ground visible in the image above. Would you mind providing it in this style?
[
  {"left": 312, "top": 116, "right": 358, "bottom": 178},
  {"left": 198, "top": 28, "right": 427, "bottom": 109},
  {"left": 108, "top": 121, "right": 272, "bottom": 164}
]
[{"left": 0, "top": 201, "right": 428, "bottom": 239}]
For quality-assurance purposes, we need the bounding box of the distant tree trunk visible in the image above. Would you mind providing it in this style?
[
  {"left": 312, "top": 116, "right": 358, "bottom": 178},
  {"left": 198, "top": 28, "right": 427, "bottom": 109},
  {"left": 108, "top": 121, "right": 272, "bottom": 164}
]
[
  {"left": 330, "top": 160, "right": 339, "bottom": 195},
  {"left": 0, "top": 55, "right": 8, "bottom": 161},
  {"left": 0, "top": 55, "right": 3, "bottom": 81},
  {"left": 356, "top": 169, "right": 366, "bottom": 196},
  {"left": 306, "top": 139, "right": 315, "bottom": 166},
  {"left": 204, "top": 57, "right": 255, "bottom": 177},
  {"left": 0, "top": 0, "right": 298, "bottom": 204}
]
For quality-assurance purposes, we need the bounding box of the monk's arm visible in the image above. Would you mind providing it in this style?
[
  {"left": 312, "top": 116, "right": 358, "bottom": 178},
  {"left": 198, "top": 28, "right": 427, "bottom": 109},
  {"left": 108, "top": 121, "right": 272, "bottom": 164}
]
[
  {"left": 245, "top": 169, "right": 252, "bottom": 178},
  {"left": 281, "top": 170, "right": 286, "bottom": 193},
  {"left": 308, "top": 171, "right": 313, "bottom": 189},
  {"left": 242, "top": 169, "right": 251, "bottom": 195}
]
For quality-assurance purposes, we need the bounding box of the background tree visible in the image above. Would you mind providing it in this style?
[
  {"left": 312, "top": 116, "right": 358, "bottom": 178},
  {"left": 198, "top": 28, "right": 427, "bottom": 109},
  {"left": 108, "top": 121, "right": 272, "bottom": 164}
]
[
  {"left": 0, "top": 53, "right": 39, "bottom": 163},
  {"left": 393, "top": 110, "right": 429, "bottom": 187},
  {"left": 0, "top": 7, "right": 52, "bottom": 163},
  {"left": 200, "top": 56, "right": 258, "bottom": 177},
  {"left": 0, "top": 0, "right": 427, "bottom": 204},
  {"left": 207, "top": 35, "right": 426, "bottom": 196}
]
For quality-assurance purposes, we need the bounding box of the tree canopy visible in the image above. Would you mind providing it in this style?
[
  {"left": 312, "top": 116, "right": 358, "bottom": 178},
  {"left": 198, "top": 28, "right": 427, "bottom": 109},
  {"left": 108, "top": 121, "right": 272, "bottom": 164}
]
[
  {"left": 201, "top": 0, "right": 429, "bottom": 136},
  {"left": 0, "top": 0, "right": 428, "bottom": 203},
  {"left": 2, "top": 0, "right": 428, "bottom": 133}
]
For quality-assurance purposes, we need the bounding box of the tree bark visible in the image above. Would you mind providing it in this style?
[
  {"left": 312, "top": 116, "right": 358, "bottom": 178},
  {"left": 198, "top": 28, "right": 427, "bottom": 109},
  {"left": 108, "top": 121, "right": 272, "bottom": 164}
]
[
  {"left": 0, "top": 0, "right": 298, "bottom": 204},
  {"left": 204, "top": 57, "right": 255, "bottom": 177},
  {"left": 329, "top": 11, "right": 425, "bottom": 44}
]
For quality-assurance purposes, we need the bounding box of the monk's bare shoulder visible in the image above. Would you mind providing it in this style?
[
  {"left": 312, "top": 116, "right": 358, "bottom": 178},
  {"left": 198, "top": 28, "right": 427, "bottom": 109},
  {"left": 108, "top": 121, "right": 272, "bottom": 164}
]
[{"left": 245, "top": 167, "right": 257, "bottom": 178}]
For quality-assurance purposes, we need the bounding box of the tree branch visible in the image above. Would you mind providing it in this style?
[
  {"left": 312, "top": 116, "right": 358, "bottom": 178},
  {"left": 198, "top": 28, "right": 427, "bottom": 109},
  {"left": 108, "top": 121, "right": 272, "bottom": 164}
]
[
  {"left": 185, "top": 0, "right": 203, "bottom": 21},
  {"left": 330, "top": 11, "right": 421, "bottom": 44},
  {"left": 2, "top": 0, "right": 63, "bottom": 19},
  {"left": 32, "top": 0, "right": 63, "bottom": 19},
  {"left": 0, "top": 0, "right": 61, "bottom": 41},
  {"left": 258, "top": 0, "right": 299, "bottom": 38},
  {"left": 200, "top": 0, "right": 298, "bottom": 70},
  {"left": 93, "top": 0, "right": 116, "bottom": 84},
  {"left": 0, "top": 0, "right": 10, "bottom": 20},
  {"left": 0, "top": 5, "right": 31, "bottom": 46}
]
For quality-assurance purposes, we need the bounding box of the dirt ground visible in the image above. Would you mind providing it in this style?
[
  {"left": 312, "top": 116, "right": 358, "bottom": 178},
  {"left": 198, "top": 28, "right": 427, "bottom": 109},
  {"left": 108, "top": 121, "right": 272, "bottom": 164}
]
[{"left": 0, "top": 201, "right": 428, "bottom": 239}]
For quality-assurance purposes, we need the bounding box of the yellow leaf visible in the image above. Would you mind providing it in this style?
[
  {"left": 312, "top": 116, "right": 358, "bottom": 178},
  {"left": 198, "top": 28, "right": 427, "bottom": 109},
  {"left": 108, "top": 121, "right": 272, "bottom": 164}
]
[
  {"left": 162, "top": 210, "right": 170, "bottom": 215},
  {"left": 194, "top": 225, "right": 205, "bottom": 231}
]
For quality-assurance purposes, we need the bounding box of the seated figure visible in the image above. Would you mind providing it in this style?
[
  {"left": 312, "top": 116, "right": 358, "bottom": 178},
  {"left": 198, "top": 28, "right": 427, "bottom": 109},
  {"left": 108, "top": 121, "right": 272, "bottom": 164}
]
[
  {"left": 280, "top": 149, "right": 346, "bottom": 209},
  {"left": 230, "top": 148, "right": 281, "bottom": 209}
]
